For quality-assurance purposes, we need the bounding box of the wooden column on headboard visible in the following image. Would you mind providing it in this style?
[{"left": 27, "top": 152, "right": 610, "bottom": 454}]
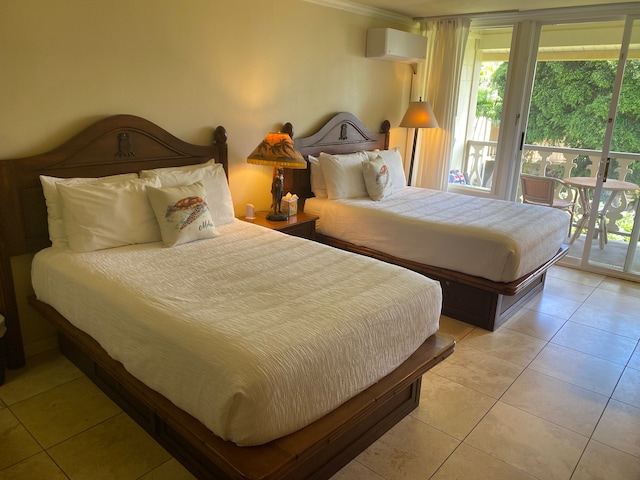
[{"left": 282, "top": 112, "right": 391, "bottom": 210}]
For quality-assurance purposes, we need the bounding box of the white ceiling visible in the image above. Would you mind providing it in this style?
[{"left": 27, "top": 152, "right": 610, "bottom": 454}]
[{"left": 348, "top": 0, "right": 639, "bottom": 19}]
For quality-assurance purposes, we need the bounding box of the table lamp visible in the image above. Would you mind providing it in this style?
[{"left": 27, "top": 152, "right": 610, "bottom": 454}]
[
  {"left": 247, "top": 132, "right": 307, "bottom": 221},
  {"left": 399, "top": 97, "right": 439, "bottom": 185}
]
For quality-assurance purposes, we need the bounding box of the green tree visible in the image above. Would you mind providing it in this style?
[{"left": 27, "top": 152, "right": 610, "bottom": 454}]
[{"left": 486, "top": 60, "right": 640, "bottom": 183}]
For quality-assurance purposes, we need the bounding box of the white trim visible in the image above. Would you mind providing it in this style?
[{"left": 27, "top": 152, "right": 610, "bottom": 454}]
[
  {"left": 302, "top": 0, "right": 418, "bottom": 27},
  {"left": 466, "top": 3, "right": 640, "bottom": 28}
]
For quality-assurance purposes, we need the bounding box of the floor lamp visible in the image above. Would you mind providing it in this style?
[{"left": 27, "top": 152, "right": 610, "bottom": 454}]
[{"left": 399, "top": 97, "right": 439, "bottom": 186}]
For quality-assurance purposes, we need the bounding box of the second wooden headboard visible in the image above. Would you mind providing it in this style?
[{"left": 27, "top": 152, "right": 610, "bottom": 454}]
[{"left": 283, "top": 112, "right": 390, "bottom": 209}]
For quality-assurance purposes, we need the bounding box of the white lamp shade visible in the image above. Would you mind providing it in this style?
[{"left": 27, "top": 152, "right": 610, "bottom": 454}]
[{"left": 399, "top": 100, "right": 439, "bottom": 129}]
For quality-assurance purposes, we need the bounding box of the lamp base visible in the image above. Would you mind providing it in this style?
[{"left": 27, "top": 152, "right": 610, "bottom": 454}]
[{"left": 266, "top": 212, "right": 288, "bottom": 221}]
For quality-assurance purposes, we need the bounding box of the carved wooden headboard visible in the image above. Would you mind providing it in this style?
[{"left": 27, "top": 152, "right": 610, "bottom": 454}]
[
  {"left": 0, "top": 114, "right": 227, "bottom": 368},
  {"left": 282, "top": 112, "right": 390, "bottom": 208}
]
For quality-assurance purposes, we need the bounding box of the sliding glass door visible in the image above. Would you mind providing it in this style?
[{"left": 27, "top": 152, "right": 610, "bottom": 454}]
[
  {"left": 452, "top": 13, "right": 640, "bottom": 280},
  {"left": 528, "top": 18, "right": 640, "bottom": 278}
]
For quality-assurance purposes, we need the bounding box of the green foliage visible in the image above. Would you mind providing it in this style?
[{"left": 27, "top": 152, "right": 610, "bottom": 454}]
[
  {"left": 475, "top": 62, "right": 507, "bottom": 123},
  {"left": 484, "top": 59, "right": 640, "bottom": 185}
]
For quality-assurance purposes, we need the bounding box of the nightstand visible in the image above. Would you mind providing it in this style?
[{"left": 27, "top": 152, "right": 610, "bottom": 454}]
[{"left": 239, "top": 211, "right": 319, "bottom": 240}]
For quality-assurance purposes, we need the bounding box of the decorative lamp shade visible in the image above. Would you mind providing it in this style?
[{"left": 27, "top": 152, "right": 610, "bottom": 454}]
[
  {"left": 399, "top": 100, "right": 439, "bottom": 129},
  {"left": 246, "top": 133, "right": 307, "bottom": 169}
]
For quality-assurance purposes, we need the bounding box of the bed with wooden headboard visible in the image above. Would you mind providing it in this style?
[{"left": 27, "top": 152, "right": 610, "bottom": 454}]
[
  {"left": 0, "top": 114, "right": 454, "bottom": 480},
  {"left": 284, "top": 112, "right": 569, "bottom": 332}
]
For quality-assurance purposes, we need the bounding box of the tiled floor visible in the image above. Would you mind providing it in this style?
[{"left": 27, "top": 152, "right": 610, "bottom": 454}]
[{"left": 1, "top": 265, "right": 639, "bottom": 479}]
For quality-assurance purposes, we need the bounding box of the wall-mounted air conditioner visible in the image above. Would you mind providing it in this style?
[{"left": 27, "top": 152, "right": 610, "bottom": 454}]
[{"left": 366, "top": 28, "right": 427, "bottom": 64}]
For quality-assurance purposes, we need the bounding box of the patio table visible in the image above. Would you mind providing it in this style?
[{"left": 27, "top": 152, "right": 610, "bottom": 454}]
[{"left": 565, "top": 176, "right": 639, "bottom": 249}]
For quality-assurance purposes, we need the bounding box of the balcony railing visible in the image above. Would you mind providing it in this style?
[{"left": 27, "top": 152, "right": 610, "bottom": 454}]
[{"left": 465, "top": 141, "right": 640, "bottom": 238}]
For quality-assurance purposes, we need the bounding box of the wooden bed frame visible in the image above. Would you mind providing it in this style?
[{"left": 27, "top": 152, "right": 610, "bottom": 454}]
[
  {"left": 0, "top": 114, "right": 455, "bottom": 480},
  {"left": 284, "top": 112, "right": 568, "bottom": 332}
]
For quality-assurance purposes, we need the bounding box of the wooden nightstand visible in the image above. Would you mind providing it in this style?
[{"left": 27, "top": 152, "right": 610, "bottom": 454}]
[{"left": 239, "top": 211, "right": 319, "bottom": 240}]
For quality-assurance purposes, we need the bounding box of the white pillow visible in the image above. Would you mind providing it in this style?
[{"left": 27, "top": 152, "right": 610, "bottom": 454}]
[
  {"left": 363, "top": 155, "right": 393, "bottom": 201},
  {"left": 318, "top": 151, "right": 368, "bottom": 200},
  {"left": 58, "top": 177, "right": 162, "bottom": 252},
  {"left": 40, "top": 173, "right": 138, "bottom": 248},
  {"left": 308, "top": 155, "right": 327, "bottom": 198},
  {"left": 365, "top": 148, "right": 406, "bottom": 191},
  {"left": 147, "top": 181, "right": 219, "bottom": 247},
  {"left": 139, "top": 160, "right": 234, "bottom": 226}
]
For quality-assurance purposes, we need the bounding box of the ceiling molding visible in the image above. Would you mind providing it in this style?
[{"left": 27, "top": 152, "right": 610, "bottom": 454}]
[
  {"left": 302, "top": 0, "right": 418, "bottom": 27},
  {"left": 424, "top": 3, "right": 640, "bottom": 28}
]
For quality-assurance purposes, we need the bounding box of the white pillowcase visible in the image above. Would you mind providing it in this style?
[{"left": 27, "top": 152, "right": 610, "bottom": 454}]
[
  {"left": 58, "top": 177, "right": 162, "bottom": 252},
  {"left": 365, "top": 148, "right": 406, "bottom": 191},
  {"left": 147, "top": 181, "right": 219, "bottom": 247},
  {"left": 362, "top": 155, "right": 393, "bottom": 201},
  {"left": 40, "top": 173, "right": 138, "bottom": 248},
  {"left": 307, "top": 155, "right": 327, "bottom": 199},
  {"left": 140, "top": 160, "right": 234, "bottom": 226},
  {"left": 318, "top": 151, "right": 368, "bottom": 200}
]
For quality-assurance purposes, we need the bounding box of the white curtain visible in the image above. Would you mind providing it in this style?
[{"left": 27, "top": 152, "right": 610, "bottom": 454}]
[{"left": 414, "top": 18, "right": 470, "bottom": 190}]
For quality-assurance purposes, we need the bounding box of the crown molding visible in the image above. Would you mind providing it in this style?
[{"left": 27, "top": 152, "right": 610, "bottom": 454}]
[
  {"left": 418, "top": 3, "right": 640, "bottom": 28},
  {"left": 302, "top": 0, "right": 418, "bottom": 27}
]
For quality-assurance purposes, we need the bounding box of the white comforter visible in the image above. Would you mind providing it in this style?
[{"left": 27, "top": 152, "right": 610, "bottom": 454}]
[
  {"left": 32, "top": 219, "right": 441, "bottom": 446},
  {"left": 305, "top": 187, "right": 569, "bottom": 282}
]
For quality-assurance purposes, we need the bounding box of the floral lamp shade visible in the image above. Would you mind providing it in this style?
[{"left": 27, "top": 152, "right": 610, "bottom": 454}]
[{"left": 247, "top": 132, "right": 306, "bottom": 221}]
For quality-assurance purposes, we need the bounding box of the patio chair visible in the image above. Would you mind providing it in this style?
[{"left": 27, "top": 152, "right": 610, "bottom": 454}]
[{"left": 520, "top": 174, "right": 577, "bottom": 236}]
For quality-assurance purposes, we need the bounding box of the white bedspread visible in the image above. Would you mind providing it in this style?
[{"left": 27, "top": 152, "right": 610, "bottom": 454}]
[
  {"left": 305, "top": 187, "right": 569, "bottom": 282},
  {"left": 32, "top": 219, "right": 441, "bottom": 446}
]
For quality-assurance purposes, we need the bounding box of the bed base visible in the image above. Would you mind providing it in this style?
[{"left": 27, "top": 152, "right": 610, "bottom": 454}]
[
  {"left": 30, "top": 296, "right": 454, "bottom": 480},
  {"left": 285, "top": 112, "right": 568, "bottom": 331},
  {"left": 316, "top": 234, "right": 568, "bottom": 331}
]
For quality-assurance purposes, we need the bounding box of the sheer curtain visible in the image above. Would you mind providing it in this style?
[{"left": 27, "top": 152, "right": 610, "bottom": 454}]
[{"left": 414, "top": 18, "right": 470, "bottom": 190}]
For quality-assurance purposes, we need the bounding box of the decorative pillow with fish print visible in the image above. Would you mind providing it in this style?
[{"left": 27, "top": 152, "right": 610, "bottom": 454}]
[
  {"left": 362, "top": 155, "right": 393, "bottom": 201},
  {"left": 147, "top": 181, "right": 219, "bottom": 247}
]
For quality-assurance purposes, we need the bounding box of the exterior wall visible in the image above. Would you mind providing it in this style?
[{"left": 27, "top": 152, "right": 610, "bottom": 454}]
[{"left": 0, "top": 0, "right": 416, "bottom": 357}]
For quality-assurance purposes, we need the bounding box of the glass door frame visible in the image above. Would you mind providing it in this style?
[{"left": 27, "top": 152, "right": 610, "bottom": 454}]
[
  {"left": 470, "top": 11, "right": 640, "bottom": 280},
  {"left": 579, "top": 16, "right": 637, "bottom": 274}
]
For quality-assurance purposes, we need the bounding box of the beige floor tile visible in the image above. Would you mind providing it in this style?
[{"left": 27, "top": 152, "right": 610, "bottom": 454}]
[
  {"left": 465, "top": 402, "right": 588, "bottom": 480},
  {"left": 438, "top": 315, "right": 475, "bottom": 342},
  {"left": 570, "top": 302, "right": 640, "bottom": 340},
  {"left": 0, "top": 451, "right": 67, "bottom": 480},
  {"left": 584, "top": 288, "right": 640, "bottom": 315},
  {"left": 355, "top": 415, "right": 459, "bottom": 480},
  {"left": 525, "top": 290, "right": 581, "bottom": 320},
  {"left": 525, "top": 290, "right": 583, "bottom": 320},
  {"left": 629, "top": 348, "right": 640, "bottom": 370},
  {"left": 551, "top": 321, "right": 637, "bottom": 365},
  {"left": 430, "top": 343, "right": 524, "bottom": 398},
  {"left": 598, "top": 277, "right": 640, "bottom": 298},
  {"left": 331, "top": 461, "right": 385, "bottom": 480},
  {"left": 529, "top": 343, "right": 624, "bottom": 396},
  {"left": 572, "top": 440, "right": 640, "bottom": 480},
  {"left": 592, "top": 399, "right": 640, "bottom": 457},
  {"left": 501, "top": 369, "right": 608, "bottom": 436},
  {"left": 548, "top": 266, "right": 604, "bottom": 288},
  {"left": 412, "top": 371, "right": 495, "bottom": 440},
  {"left": 544, "top": 275, "right": 597, "bottom": 303},
  {"left": 139, "top": 458, "right": 197, "bottom": 480},
  {"left": 0, "top": 351, "right": 83, "bottom": 406},
  {"left": 47, "top": 413, "right": 171, "bottom": 480},
  {"left": 0, "top": 409, "right": 42, "bottom": 471},
  {"left": 459, "top": 327, "right": 547, "bottom": 367},
  {"left": 431, "top": 443, "right": 536, "bottom": 480},
  {"left": 503, "top": 307, "right": 567, "bottom": 341},
  {"left": 11, "top": 376, "right": 121, "bottom": 448},
  {"left": 613, "top": 367, "right": 640, "bottom": 408}
]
